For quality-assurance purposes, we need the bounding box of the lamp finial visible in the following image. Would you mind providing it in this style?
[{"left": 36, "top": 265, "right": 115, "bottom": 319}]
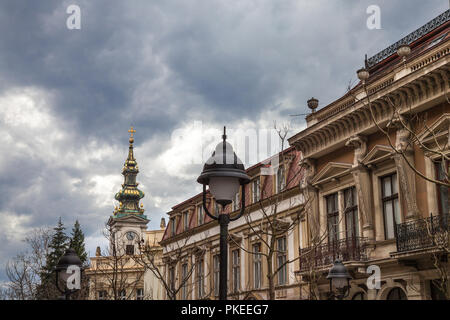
[{"left": 222, "top": 126, "right": 227, "bottom": 142}]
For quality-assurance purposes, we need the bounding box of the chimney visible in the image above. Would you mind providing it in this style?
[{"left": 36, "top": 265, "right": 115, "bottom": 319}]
[
  {"left": 95, "top": 246, "right": 101, "bottom": 257},
  {"left": 160, "top": 217, "right": 166, "bottom": 229}
]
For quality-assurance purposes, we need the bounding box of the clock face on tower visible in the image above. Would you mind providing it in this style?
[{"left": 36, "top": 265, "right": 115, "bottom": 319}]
[{"left": 126, "top": 231, "right": 135, "bottom": 241}]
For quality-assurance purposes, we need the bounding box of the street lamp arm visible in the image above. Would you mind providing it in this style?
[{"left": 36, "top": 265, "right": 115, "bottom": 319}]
[
  {"left": 229, "top": 185, "right": 246, "bottom": 222},
  {"left": 202, "top": 184, "right": 218, "bottom": 221}
]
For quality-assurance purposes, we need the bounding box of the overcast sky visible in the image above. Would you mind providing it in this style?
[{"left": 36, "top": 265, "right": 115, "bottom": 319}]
[{"left": 0, "top": 1, "right": 448, "bottom": 283}]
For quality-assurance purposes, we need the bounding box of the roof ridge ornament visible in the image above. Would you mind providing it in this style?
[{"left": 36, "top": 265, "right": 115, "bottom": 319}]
[{"left": 128, "top": 126, "right": 136, "bottom": 142}]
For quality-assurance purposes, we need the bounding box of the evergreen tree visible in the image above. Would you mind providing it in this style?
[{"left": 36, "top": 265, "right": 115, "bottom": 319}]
[
  {"left": 69, "top": 220, "right": 88, "bottom": 265},
  {"left": 45, "top": 217, "right": 69, "bottom": 272},
  {"left": 37, "top": 217, "right": 68, "bottom": 299}
]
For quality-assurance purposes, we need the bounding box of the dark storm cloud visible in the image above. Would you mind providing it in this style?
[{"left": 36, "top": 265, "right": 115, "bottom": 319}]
[{"left": 0, "top": 0, "right": 448, "bottom": 283}]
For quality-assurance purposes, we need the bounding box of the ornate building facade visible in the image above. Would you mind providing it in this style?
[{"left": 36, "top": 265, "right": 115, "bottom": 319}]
[
  {"left": 288, "top": 10, "right": 450, "bottom": 300},
  {"left": 160, "top": 10, "right": 449, "bottom": 300},
  {"left": 160, "top": 146, "right": 304, "bottom": 300}
]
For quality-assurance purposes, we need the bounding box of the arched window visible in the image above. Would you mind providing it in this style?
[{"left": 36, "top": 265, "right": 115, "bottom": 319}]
[
  {"left": 351, "top": 292, "right": 366, "bottom": 300},
  {"left": 386, "top": 287, "right": 407, "bottom": 300}
]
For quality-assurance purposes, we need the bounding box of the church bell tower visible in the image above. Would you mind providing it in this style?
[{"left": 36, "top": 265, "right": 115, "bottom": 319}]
[{"left": 107, "top": 127, "right": 149, "bottom": 255}]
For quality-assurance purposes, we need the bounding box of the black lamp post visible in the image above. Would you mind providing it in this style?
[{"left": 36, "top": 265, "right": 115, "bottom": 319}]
[
  {"left": 55, "top": 248, "right": 83, "bottom": 300},
  {"left": 197, "top": 127, "right": 250, "bottom": 300},
  {"left": 327, "top": 259, "right": 352, "bottom": 300}
]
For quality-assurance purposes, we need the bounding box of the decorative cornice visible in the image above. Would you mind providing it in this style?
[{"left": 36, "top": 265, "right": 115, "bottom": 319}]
[
  {"left": 367, "top": 10, "right": 450, "bottom": 68},
  {"left": 289, "top": 60, "right": 449, "bottom": 159}
]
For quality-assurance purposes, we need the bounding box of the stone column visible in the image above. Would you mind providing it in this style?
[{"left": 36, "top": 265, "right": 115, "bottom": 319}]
[
  {"left": 346, "top": 135, "right": 375, "bottom": 241},
  {"left": 205, "top": 243, "right": 211, "bottom": 297},
  {"left": 240, "top": 238, "right": 246, "bottom": 292},
  {"left": 287, "top": 229, "right": 295, "bottom": 285},
  {"left": 406, "top": 275, "right": 424, "bottom": 300},
  {"left": 338, "top": 190, "right": 345, "bottom": 240},
  {"left": 299, "top": 158, "right": 320, "bottom": 245},
  {"left": 243, "top": 231, "right": 251, "bottom": 293},
  {"left": 367, "top": 288, "right": 377, "bottom": 300}
]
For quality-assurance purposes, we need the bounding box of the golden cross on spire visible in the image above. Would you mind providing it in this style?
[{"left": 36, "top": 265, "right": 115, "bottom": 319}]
[{"left": 128, "top": 126, "right": 136, "bottom": 138}]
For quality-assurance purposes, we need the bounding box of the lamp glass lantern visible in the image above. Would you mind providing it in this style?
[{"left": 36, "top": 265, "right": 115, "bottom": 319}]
[
  {"left": 55, "top": 248, "right": 83, "bottom": 299},
  {"left": 327, "top": 259, "right": 352, "bottom": 299},
  {"left": 197, "top": 127, "right": 250, "bottom": 209}
]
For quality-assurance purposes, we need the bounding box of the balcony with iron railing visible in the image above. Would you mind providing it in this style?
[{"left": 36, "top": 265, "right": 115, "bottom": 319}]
[
  {"left": 298, "top": 237, "right": 368, "bottom": 273},
  {"left": 395, "top": 214, "right": 449, "bottom": 253}
]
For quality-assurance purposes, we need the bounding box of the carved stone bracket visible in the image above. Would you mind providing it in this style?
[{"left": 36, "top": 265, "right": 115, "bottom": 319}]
[
  {"left": 345, "top": 135, "right": 368, "bottom": 166},
  {"left": 191, "top": 244, "right": 206, "bottom": 256},
  {"left": 228, "top": 233, "right": 243, "bottom": 244},
  {"left": 299, "top": 158, "right": 316, "bottom": 190}
]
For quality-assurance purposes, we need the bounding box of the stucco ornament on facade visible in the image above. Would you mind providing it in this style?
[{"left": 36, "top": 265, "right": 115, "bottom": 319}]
[
  {"left": 299, "top": 157, "right": 316, "bottom": 190},
  {"left": 388, "top": 114, "right": 420, "bottom": 220},
  {"left": 345, "top": 135, "right": 368, "bottom": 166}
]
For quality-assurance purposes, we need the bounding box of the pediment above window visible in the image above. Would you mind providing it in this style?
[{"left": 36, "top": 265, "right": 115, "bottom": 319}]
[
  {"left": 273, "top": 218, "right": 290, "bottom": 232},
  {"left": 361, "top": 145, "right": 393, "bottom": 166},
  {"left": 416, "top": 113, "right": 450, "bottom": 156},
  {"left": 311, "top": 162, "right": 352, "bottom": 186},
  {"left": 191, "top": 244, "right": 206, "bottom": 256},
  {"left": 162, "top": 256, "right": 178, "bottom": 265},
  {"left": 228, "top": 233, "right": 242, "bottom": 244}
]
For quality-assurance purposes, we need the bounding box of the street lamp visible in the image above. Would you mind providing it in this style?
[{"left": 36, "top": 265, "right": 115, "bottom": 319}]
[
  {"left": 327, "top": 259, "right": 352, "bottom": 300},
  {"left": 197, "top": 126, "right": 250, "bottom": 300},
  {"left": 55, "top": 248, "right": 83, "bottom": 300}
]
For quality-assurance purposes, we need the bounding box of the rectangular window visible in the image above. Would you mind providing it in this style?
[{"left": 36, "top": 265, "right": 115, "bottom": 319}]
[
  {"left": 181, "top": 263, "right": 188, "bottom": 300},
  {"left": 276, "top": 237, "right": 287, "bottom": 285},
  {"left": 252, "top": 179, "right": 260, "bottom": 203},
  {"left": 183, "top": 211, "right": 189, "bottom": 231},
  {"left": 169, "top": 266, "right": 175, "bottom": 292},
  {"left": 277, "top": 166, "right": 286, "bottom": 193},
  {"left": 197, "top": 205, "right": 204, "bottom": 226},
  {"left": 233, "top": 192, "right": 240, "bottom": 211},
  {"left": 344, "top": 187, "right": 359, "bottom": 238},
  {"left": 136, "top": 288, "right": 144, "bottom": 300},
  {"left": 326, "top": 193, "right": 339, "bottom": 243},
  {"left": 232, "top": 249, "right": 240, "bottom": 293},
  {"left": 170, "top": 218, "right": 176, "bottom": 236},
  {"left": 98, "top": 290, "right": 107, "bottom": 300},
  {"left": 253, "top": 243, "right": 262, "bottom": 289},
  {"left": 196, "top": 258, "right": 204, "bottom": 298},
  {"left": 126, "top": 245, "right": 134, "bottom": 255},
  {"left": 381, "top": 173, "right": 401, "bottom": 239},
  {"left": 435, "top": 161, "right": 449, "bottom": 216},
  {"left": 213, "top": 255, "right": 220, "bottom": 297}
]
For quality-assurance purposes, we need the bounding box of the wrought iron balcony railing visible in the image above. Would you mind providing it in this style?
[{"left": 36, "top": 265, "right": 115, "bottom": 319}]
[
  {"left": 298, "top": 237, "right": 368, "bottom": 272},
  {"left": 396, "top": 214, "right": 449, "bottom": 253}
]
